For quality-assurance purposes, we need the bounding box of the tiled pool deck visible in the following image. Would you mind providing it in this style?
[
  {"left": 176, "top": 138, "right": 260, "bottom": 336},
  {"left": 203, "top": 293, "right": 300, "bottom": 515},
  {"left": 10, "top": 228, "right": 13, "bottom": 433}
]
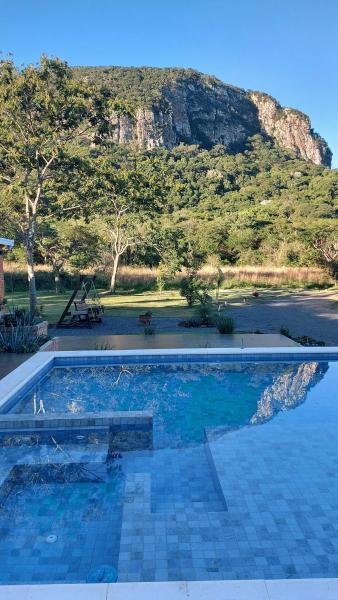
[
  {"left": 42, "top": 332, "right": 299, "bottom": 352},
  {"left": 0, "top": 347, "right": 338, "bottom": 598}
]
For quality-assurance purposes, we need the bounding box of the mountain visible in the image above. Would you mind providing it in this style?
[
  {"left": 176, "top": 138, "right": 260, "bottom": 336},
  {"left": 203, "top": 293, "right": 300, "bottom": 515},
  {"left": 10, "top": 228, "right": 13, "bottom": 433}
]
[{"left": 75, "top": 66, "right": 332, "bottom": 167}]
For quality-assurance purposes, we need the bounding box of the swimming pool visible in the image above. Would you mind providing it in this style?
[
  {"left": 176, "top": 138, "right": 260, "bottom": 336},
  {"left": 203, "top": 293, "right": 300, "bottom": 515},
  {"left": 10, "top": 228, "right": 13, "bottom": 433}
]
[
  {"left": 0, "top": 348, "right": 338, "bottom": 585},
  {"left": 11, "top": 360, "right": 328, "bottom": 448}
]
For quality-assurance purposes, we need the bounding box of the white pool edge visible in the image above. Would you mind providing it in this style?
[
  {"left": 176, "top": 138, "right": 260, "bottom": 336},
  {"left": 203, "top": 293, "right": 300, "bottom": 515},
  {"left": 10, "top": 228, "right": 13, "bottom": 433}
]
[{"left": 2, "top": 578, "right": 338, "bottom": 599}]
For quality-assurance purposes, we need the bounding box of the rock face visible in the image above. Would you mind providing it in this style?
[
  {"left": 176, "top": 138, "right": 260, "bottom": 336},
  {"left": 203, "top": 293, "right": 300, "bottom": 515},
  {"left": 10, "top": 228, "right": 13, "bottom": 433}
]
[
  {"left": 250, "top": 361, "right": 328, "bottom": 425},
  {"left": 250, "top": 92, "right": 332, "bottom": 166},
  {"left": 108, "top": 77, "right": 259, "bottom": 152},
  {"left": 77, "top": 67, "right": 332, "bottom": 166}
]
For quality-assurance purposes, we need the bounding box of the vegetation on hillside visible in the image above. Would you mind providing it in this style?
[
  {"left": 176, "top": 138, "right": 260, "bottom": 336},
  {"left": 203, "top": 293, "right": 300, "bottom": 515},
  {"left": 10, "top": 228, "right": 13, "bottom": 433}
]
[
  {"left": 1, "top": 57, "right": 337, "bottom": 299},
  {"left": 73, "top": 66, "right": 232, "bottom": 109}
]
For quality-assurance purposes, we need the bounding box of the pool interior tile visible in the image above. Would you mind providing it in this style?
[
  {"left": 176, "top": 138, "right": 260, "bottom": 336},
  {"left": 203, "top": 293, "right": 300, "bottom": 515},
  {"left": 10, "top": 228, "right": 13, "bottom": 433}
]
[{"left": 0, "top": 353, "right": 338, "bottom": 583}]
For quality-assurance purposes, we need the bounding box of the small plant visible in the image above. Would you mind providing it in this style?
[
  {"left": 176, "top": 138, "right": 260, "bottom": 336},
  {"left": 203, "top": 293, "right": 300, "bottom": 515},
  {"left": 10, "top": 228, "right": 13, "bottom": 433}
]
[
  {"left": 143, "top": 324, "right": 155, "bottom": 335},
  {"left": 279, "top": 326, "right": 325, "bottom": 346},
  {"left": 216, "top": 316, "right": 234, "bottom": 334},
  {"left": 196, "top": 303, "right": 215, "bottom": 326},
  {"left": 94, "top": 343, "right": 115, "bottom": 350},
  {"left": 0, "top": 323, "right": 40, "bottom": 353},
  {"left": 0, "top": 311, "right": 48, "bottom": 353},
  {"left": 297, "top": 335, "right": 325, "bottom": 346}
]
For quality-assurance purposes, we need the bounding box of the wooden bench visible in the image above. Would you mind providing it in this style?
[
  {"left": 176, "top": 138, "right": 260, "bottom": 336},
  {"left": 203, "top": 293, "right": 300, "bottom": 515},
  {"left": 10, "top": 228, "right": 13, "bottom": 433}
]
[{"left": 71, "top": 302, "right": 92, "bottom": 327}]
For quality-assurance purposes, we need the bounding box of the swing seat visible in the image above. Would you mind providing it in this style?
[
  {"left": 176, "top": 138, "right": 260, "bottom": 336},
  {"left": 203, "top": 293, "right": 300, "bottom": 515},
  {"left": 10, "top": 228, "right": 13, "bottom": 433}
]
[
  {"left": 57, "top": 276, "right": 104, "bottom": 328},
  {"left": 74, "top": 301, "right": 102, "bottom": 323}
]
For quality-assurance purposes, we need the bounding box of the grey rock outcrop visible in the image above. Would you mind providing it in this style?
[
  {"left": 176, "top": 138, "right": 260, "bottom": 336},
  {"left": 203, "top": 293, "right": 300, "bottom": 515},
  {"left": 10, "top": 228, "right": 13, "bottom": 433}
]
[
  {"left": 250, "top": 92, "right": 332, "bottom": 166},
  {"left": 77, "top": 67, "right": 332, "bottom": 166}
]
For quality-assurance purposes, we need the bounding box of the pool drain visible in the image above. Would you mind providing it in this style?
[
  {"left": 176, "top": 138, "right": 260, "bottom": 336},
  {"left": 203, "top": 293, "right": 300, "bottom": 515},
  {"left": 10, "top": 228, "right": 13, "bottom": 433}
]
[{"left": 46, "top": 534, "right": 58, "bottom": 544}]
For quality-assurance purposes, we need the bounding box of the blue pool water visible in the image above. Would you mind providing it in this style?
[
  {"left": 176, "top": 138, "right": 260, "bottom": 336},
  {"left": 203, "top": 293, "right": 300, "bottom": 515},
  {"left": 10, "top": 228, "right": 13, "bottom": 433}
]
[
  {"left": 0, "top": 356, "right": 338, "bottom": 584},
  {"left": 11, "top": 361, "right": 327, "bottom": 448}
]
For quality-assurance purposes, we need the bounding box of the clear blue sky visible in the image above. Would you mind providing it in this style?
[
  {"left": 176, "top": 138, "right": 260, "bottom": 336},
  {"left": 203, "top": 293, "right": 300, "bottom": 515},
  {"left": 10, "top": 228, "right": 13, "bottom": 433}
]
[{"left": 3, "top": 0, "right": 337, "bottom": 166}]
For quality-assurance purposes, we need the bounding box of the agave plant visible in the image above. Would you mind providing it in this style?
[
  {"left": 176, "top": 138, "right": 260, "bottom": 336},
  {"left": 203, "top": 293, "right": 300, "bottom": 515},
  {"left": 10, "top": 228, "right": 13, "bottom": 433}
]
[{"left": 0, "top": 312, "right": 45, "bottom": 353}]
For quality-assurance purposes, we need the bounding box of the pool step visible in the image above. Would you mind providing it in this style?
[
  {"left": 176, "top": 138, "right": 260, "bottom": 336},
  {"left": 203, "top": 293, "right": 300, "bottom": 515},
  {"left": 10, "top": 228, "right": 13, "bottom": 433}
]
[{"left": 204, "top": 427, "right": 230, "bottom": 512}]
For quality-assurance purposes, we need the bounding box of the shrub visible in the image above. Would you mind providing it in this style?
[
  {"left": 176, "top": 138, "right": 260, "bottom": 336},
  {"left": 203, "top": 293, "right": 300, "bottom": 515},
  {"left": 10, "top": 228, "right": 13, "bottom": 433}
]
[
  {"left": 179, "top": 272, "right": 209, "bottom": 306},
  {"left": 179, "top": 317, "right": 204, "bottom": 328},
  {"left": 216, "top": 316, "right": 234, "bottom": 334}
]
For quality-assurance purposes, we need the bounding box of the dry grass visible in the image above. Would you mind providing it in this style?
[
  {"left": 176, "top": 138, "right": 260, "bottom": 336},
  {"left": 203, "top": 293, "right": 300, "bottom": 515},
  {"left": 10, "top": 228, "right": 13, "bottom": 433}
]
[
  {"left": 4, "top": 262, "right": 332, "bottom": 289},
  {"left": 199, "top": 265, "right": 332, "bottom": 287},
  {"left": 110, "top": 264, "right": 332, "bottom": 288}
]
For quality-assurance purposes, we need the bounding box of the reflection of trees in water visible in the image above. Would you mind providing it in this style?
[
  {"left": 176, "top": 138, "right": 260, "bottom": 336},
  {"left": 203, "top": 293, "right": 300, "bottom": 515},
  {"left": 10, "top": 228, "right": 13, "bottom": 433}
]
[{"left": 250, "top": 361, "right": 328, "bottom": 425}]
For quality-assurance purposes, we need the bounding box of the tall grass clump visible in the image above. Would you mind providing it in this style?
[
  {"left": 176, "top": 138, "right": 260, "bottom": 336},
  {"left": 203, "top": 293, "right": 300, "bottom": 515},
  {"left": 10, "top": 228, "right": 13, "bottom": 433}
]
[{"left": 216, "top": 316, "right": 234, "bottom": 334}]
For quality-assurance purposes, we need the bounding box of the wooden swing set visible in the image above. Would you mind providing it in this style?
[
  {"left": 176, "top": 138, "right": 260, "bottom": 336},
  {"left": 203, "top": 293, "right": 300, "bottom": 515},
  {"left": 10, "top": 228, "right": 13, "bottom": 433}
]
[{"left": 57, "top": 276, "right": 104, "bottom": 328}]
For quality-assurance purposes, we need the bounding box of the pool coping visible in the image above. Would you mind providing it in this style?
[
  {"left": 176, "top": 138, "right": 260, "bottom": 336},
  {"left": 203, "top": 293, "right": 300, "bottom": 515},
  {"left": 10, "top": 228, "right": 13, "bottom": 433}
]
[{"left": 1, "top": 578, "right": 338, "bottom": 599}]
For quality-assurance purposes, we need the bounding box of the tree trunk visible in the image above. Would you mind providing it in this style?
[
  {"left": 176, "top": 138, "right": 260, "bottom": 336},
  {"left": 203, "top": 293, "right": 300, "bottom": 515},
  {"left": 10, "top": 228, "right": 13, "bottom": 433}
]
[
  {"left": 54, "top": 266, "right": 61, "bottom": 294},
  {"left": 26, "top": 245, "right": 37, "bottom": 315},
  {"left": 24, "top": 192, "right": 38, "bottom": 316},
  {"left": 110, "top": 255, "right": 120, "bottom": 293}
]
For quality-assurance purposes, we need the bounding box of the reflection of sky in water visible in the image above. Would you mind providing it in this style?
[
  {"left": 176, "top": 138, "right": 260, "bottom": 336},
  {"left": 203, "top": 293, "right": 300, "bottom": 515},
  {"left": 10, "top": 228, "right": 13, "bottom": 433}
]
[{"left": 13, "top": 361, "right": 328, "bottom": 448}]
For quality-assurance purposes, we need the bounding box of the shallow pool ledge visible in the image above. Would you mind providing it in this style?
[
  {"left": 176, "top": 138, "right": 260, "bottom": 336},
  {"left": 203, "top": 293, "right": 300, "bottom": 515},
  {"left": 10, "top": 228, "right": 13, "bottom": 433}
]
[{"left": 1, "top": 578, "right": 338, "bottom": 600}]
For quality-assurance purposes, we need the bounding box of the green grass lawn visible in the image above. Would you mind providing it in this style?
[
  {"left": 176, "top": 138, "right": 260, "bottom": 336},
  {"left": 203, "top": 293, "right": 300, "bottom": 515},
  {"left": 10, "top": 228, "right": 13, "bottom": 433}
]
[{"left": 4, "top": 286, "right": 302, "bottom": 324}]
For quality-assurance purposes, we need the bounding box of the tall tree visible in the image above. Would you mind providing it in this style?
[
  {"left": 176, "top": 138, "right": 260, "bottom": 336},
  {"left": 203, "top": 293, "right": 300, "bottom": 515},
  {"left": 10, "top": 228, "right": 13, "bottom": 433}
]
[
  {"left": 0, "top": 56, "right": 93, "bottom": 313},
  {"left": 38, "top": 220, "right": 100, "bottom": 293},
  {"left": 88, "top": 156, "right": 159, "bottom": 293}
]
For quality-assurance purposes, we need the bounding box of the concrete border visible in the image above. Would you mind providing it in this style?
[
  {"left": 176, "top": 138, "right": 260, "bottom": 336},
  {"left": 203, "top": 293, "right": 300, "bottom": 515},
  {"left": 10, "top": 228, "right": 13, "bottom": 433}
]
[{"left": 1, "top": 578, "right": 338, "bottom": 599}]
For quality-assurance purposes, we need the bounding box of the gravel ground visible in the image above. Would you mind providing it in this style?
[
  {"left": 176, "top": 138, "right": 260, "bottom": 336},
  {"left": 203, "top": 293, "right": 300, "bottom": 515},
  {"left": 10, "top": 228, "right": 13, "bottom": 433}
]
[{"left": 230, "top": 291, "right": 338, "bottom": 345}]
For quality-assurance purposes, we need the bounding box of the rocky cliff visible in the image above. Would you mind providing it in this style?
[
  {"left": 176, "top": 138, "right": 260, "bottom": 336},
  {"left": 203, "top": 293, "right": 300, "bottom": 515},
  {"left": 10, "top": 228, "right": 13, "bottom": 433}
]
[
  {"left": 76, "top": 67, "right": 332, "bottom": 166},
  {"left": 250, "top": 92, "right": 332, "bottom": 166},
  {"left": 250, "top": 361, "right": 328, "bottom": 425}
]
